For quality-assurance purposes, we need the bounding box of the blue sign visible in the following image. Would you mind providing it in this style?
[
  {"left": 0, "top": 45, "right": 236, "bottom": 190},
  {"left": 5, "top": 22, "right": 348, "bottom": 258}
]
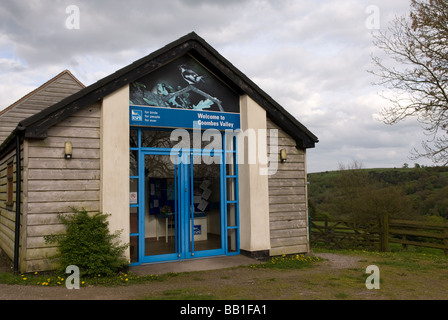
[
  {"left": 130, "top": 105, "right": 240, "bottom": 130},
  {"left": 194, "top": 225, "right": 202, "bottom": 235}
]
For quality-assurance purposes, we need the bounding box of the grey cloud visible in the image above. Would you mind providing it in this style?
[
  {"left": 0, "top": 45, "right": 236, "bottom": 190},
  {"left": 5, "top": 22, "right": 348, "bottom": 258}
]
[
  {"left": 0, "top": 0, "right": 429, "bottom": 172},
  {"left": 1, "top": 0, "right": 247, "bottom": 68}
]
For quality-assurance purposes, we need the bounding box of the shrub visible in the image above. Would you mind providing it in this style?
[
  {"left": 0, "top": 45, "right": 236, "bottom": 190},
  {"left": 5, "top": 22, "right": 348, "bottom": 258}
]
[{"left": 45, "top": 208, "right": 128, "bottom": 277}]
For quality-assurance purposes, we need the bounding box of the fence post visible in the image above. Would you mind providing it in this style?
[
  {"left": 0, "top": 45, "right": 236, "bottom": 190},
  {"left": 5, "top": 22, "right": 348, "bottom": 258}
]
[
  {"left": 308, "top": 209, "right": 311, "bottom": 240},
  {"left": 444, "top": 224, "right": 448, "bottom": 256},
  {"left": 402, "top": 235, "right": 408, "bottom": 251},
  {"left": 379, "top": 212, "right": 389, "bottom": 252}
]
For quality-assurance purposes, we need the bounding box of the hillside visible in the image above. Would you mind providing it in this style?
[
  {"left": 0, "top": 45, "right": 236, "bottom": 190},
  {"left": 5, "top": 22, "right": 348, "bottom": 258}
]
[{"left": 307, "top": 166, "right": 448, "bottom": 222}]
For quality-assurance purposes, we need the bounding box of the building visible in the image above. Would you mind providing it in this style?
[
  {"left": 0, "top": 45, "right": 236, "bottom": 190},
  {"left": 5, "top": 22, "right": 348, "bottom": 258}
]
[{"left": 0, "top": 32, "right": 318, "bottom": 273}]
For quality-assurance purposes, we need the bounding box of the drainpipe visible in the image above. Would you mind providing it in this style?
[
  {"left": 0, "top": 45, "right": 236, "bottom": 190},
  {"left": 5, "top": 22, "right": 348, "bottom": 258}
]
[{"left": 13, "top": 133, "right": 22, "bottom": 273}]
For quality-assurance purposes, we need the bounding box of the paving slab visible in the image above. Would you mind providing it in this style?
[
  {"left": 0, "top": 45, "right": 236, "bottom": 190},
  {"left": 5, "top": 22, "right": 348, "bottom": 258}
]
[{"left": 129, "top": 255, "right": 261, "bottom": 276}]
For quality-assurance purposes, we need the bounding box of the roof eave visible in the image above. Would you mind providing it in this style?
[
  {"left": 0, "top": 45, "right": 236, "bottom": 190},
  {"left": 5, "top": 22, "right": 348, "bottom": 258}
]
[{"left": 18, "top": 32, "right": 318, "bottom": 148}]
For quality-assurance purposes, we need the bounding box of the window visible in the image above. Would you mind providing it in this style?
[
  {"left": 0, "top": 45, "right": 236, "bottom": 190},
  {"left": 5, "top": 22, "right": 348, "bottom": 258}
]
[{"left": 6, "top": 162, "right": 14, "bottom": 207}]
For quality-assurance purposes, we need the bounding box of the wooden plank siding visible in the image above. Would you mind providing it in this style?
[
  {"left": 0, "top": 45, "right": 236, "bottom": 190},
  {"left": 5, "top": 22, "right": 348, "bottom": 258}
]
[
  {"left": 0, "top": 146, "right": 23, "bottom": 262},
  {"left": 23, "top": 103, "right": 101, "bottom": 272},
  {"left": 267, "top": 118, "right": 309, "bottom": 256},
  {"left": 0, "top": 71, "right": 84, "bottom": 145}
]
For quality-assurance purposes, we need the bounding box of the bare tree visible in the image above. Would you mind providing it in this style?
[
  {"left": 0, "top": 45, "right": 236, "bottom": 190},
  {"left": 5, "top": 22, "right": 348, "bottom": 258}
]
[{"left": 370, "top": 0, "right": 448, "bottom": 165}]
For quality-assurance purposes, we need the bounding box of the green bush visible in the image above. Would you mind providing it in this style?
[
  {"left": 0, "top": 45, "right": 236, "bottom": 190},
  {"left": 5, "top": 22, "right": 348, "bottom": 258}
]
[{"left": 45, "top": 208, "right": 128, "bottom": 277}]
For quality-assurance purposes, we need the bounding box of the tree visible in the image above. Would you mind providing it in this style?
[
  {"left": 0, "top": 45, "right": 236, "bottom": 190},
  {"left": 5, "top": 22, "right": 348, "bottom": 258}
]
[
  {"left": 331, "top": 161, "right": 416, "bottom": 223},
  {"left": 370, "top": 0, "right": 448, "bottom": 165}
]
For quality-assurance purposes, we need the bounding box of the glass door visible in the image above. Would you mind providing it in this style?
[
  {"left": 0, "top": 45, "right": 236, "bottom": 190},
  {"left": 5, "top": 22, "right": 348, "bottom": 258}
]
[
  {"left": 142, "top": 151, "right": 180, "bottom": 263},
  {"left": 187, "top": 151, "right": 224, "bottom": 258},
  {"left": 140, "top": 150, "right": 224, "bottom": 263}
]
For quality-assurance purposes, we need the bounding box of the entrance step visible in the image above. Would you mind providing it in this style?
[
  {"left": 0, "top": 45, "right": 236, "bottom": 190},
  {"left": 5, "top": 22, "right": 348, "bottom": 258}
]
[{"left": 129, "top": 255, "right": 260, "bottom": 276}]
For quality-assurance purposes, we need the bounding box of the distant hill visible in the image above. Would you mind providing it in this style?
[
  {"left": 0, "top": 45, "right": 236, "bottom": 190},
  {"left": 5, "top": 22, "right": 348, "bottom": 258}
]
[{"left": 307, "top": 166, "right": 448, "bottom": 222}]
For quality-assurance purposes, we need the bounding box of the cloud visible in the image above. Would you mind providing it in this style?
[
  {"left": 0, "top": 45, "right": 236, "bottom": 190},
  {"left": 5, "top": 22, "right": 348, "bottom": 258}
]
[{"left": 0, "top": 0, "right": 432, "bottom": 172}]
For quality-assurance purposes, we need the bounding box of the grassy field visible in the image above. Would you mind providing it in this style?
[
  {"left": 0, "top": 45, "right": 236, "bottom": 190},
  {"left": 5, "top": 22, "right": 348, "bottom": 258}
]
[
  {"left": 307, "top": 246, "right": 448, "bottom": 300},
  {"left": 1, "top": 246, "right": 447, "bottom": 300}
]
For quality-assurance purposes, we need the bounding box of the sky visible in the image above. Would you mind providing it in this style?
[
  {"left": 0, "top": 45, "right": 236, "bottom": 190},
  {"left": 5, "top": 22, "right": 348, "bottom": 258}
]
[{"left": 0, "top": 0, "right": 435, "bottom": 173}]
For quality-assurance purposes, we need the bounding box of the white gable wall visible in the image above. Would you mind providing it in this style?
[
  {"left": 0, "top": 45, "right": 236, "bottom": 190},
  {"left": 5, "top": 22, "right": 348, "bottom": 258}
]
[
  {"left": 100, "top": 85, "right": 130, "bottom": 261},
  {"left": 238, "top": 95, "right": 271, "bottom": 254}
]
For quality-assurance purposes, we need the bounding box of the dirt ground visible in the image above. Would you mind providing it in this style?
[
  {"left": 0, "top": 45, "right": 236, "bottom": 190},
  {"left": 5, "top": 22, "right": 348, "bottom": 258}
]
[
  {"left": 0, "top": 252, "right": 447, "bottom": 300},
  {"left": 0, "top": 253, "right": 356, "bottom": 300}
]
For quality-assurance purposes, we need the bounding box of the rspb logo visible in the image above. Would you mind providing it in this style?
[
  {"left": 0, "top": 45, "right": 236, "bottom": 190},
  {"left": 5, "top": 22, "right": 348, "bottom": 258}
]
[{"left": 131, "top": 109, "right": 142, "bottom": 122}]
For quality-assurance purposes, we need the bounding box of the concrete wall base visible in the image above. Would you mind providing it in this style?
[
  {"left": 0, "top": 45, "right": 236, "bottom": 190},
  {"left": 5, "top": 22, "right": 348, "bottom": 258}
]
[{"left": 240, "top": 249, "right": 270, "bottom": 261}]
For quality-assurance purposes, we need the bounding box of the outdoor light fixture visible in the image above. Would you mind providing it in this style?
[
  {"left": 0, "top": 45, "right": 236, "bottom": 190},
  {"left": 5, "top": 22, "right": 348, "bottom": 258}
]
[
  {"left": 64, "top": 142, "right": 73, "bottom": 159},
  {"left": 280, "top": 149, "right": 287, "bottom": 163}
]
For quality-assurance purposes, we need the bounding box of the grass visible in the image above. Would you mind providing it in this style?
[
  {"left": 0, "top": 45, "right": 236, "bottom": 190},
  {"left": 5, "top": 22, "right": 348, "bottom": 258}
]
[
  {"left": 1, "top": 246, "right": 448, "bottom": 300},
  {"left": 0, "top": 269, "right": 179, "bottom": 287},
  {"left": 249, "top": 254, "right": 322, "bottom": 270},
  {"left": 0, "top": 254, "right": 322, "bottom": 288},
  {"left": 128, "top": 248, "right": 433, "bottom": 300},
  {"left": 334, "top": 292, "right": 349, "bottom": 299},
  {"left": 148, "top": 288, "right": 219, "bottom": 300}
]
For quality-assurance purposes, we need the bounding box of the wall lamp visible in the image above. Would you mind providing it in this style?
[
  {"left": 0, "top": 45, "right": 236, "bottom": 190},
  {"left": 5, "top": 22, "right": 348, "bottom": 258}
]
[
  {"left": 280, "top": 149, "right": 287, "bottom": 163},
  {"left": 64, "top": 142, "right": 73, "bottom": 159}
]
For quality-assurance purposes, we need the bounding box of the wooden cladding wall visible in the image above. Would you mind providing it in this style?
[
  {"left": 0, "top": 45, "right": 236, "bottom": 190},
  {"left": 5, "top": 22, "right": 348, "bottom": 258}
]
[
  {"left": 24, "top": 103, "right": 101, "bottom": 272},
  {"left": 267, "top": 118, "right": 309, "bottom": 256},
  {"left": 0, "top": 72, "right": 84, "bottom": 145},
  {"left": 0, "top": 147, "right": 22, "bottom": 262}
]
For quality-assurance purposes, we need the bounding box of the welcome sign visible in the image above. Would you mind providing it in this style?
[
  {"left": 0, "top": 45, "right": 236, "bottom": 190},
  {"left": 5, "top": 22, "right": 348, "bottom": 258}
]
[{"left": 130, "top": 105, "right": 240, "bottom": 130}]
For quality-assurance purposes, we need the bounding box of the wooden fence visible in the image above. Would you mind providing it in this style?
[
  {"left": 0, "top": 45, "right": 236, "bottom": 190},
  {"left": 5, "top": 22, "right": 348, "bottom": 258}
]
[
  {"left": 310, "top": 218, "right": 380, "bottom": 250},
  {"left": 310, "top": 217, "right": 448, "bottom": 255},
  {"left": 388, "top": 219, "right": 448, "bottom": 254}
]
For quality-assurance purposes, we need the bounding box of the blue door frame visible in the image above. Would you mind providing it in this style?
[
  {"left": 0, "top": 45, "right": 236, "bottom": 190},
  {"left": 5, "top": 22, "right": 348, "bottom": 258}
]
[
  {"left": 138, "top": 149, "right": 226, "bottom": 264},
  {"left": 129, "top": 128, "right": 240, "bottom": 266}
]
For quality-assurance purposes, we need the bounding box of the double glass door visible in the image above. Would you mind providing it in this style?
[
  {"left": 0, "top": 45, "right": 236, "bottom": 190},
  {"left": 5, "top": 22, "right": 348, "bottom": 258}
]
[{"left": 138, "top": 150, "right": 224, "bottom": 263}]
